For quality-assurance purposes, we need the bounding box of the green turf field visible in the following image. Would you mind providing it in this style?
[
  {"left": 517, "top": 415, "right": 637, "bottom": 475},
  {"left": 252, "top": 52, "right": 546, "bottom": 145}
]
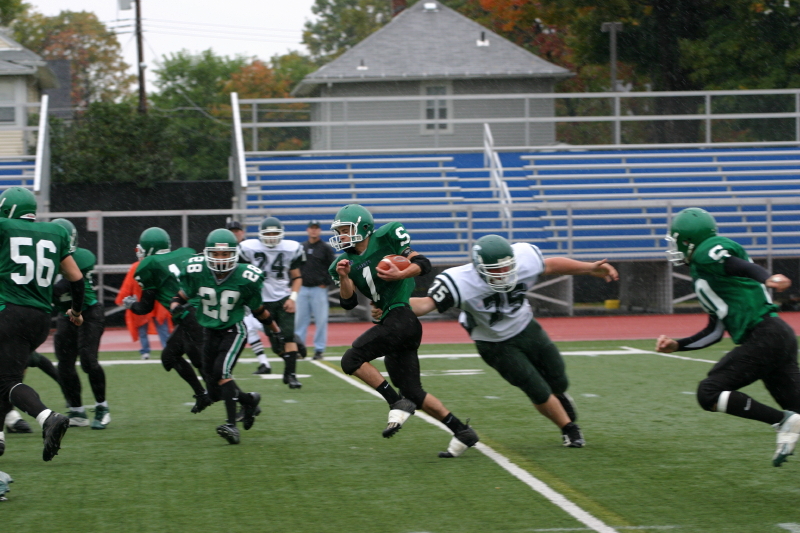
[{"left": 2, "top": 339, "right": 799, "bottom": 532}]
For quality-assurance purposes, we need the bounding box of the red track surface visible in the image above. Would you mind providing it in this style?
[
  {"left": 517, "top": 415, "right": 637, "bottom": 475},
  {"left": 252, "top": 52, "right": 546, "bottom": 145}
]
[{"left": 38, "top": 312, "right": 800, "bottom": 353}]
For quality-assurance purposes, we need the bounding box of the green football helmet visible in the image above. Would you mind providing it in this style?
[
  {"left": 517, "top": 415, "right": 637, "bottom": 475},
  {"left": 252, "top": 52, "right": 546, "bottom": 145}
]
[
  {"left": 51, "top": 218, "right": 78, "bottom": 253},
  {"left": 665, "top": 208, "right": 718, "bottom": 265},
  {"left": 329, "top": 204, "right": 374, "bottom": 252},
  {"left": 472, "top": 235, "right": 518, "bottom": 293},
  {"left": 204, "top": 228, "right": 239, "bottom": 272},
  {"left": 0, "top": 186, "right": 36, "bottom": 220},
  {"left": 136, "top": 227, "right": 171, "bottom": 259},
  {"left": 258, "top": 216, "right": 284, "bottom": 248}
]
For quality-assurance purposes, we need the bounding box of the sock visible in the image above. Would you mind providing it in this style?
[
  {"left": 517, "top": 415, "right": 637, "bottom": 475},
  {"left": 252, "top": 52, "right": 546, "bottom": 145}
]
[
  {"left": 282, "top": 351, "right": 298, "bottom": 375},
  {"left": 221, "top": 381, "right": 238, "bottom": 425},
  {"left": 376, "top": 380, "right": 402, "bottom": 405},
  {"left": 68, "top": 406, "right": 84, "bottom": 413},
  {"left": 718, "top": 391, "right": 784, "bottom": 425},
  {"left": 9, "top": 384, "right": 47, "bottom": 419},
  {"left": 35, "top": 409, "right": 53, "bottom": 427},
  {"left": 442, "top": 412, "right": 468, "bottom": 434},
  {"left": 96, "top": 401, "right": 108, "bottom": 408},
  {"left": 257, "top": 354, "right": 270, "bottom": 367},
  {"left": 4, "top": 410, "right": 20, "bottom": 426}
]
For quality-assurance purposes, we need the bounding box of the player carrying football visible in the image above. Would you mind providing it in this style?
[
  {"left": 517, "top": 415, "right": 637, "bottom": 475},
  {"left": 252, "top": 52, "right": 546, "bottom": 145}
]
[
  {"left": 655, "top": 207, "right": 800, "bottom": 467},
  {"left": 328, "top": 204, "right": 478, "bottom": 458},
  {"left": 172, "top": 228, "right": 279, "bottom": 444},
  {"left": 405, "top": 234, "right": 618, "bottom": 448}
]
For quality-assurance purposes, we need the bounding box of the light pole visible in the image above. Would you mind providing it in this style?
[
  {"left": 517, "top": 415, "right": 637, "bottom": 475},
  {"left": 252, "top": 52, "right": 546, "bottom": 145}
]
[
  {"left": 118, "top": 0, "right": 146, "bottom": 114},
  {"left": 601, "top": 22, "right": 623, "bottom": 92}
]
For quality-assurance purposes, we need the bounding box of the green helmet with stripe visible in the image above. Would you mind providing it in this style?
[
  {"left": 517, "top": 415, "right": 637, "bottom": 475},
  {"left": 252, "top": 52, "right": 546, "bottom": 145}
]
[
  {"left": 329, "top": 204, "right": 374, "bottom": 252},
  {"left": 472, "top": 234, "right": 517, "bottom": 293},
  {"left": 0, "top": 186, "right": 36, "bottom": 220},
  {"left": 136, "top": 227, "right": 171, "bottom": 259},
  {"left": 51, "top": 218, "right": 78, "bottom": 253},
  {"left": 666, "top": 208, "right": 717, "bottom": 265},
  {"left": 204, "top": 228, "right": 239, "bottom": 272}
]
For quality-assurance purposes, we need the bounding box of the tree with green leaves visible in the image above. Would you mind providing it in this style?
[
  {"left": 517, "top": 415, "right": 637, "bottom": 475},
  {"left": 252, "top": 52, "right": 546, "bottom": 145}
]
[{"left": 0, "top": 0, "right": 24, "bottom": 26}]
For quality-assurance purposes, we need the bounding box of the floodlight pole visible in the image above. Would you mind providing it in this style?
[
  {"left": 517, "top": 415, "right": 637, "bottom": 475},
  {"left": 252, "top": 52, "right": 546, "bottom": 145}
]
[
  {"left": 601, "top": 22, "right": 623, "bottom": 92},
  {"left": 135, "top": 0, "right": 147, "bottom": 114}
]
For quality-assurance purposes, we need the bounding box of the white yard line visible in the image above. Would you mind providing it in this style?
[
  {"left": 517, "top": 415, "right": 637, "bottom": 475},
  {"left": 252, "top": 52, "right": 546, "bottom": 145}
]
[
  {"left": 309, "top": 359, "right": 619, "bottom": 533},
  {"left": 618, "top": 346, "right": 716, "bottom": 364}
]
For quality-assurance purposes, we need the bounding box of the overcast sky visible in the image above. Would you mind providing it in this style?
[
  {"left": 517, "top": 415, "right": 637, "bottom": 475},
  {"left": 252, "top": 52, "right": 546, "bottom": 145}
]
[{"left": 28, "top": 0, "right": 317, "bottom": 84}]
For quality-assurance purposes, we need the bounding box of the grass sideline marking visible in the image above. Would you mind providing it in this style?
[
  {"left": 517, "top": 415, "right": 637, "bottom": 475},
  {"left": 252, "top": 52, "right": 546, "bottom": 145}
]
[
  {"left": 309, "top": 359, "right": 619, "bottom": 533},
  {"left": 619, "top": 346, "right": 717, "bottom": 364}
]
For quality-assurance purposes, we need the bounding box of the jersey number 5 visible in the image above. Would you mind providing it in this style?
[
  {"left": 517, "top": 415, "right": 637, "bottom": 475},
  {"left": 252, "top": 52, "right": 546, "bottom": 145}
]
[{"left": 10, "top": 237, "right": 56, "bottom": 287}]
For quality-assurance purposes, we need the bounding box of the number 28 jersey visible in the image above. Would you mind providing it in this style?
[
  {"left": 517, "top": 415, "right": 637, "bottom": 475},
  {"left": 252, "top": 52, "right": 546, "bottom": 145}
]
[
  {"left": 427, "top": 243, "right": 545, "bottom": 342},
  {"left": 690, "top": 235, "right": 778, "bottom": 344},
  {"left": 179, "top": 256, "right": 266, "bottom": 330},
  {"left": 328, "top": 222, "right": 414, "bottom": 319}
]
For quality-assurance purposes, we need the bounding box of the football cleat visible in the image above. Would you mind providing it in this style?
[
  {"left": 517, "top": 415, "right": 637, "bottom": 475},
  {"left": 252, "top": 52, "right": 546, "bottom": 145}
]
[
  {"left": 253, "top": 363, "right": 272, "bottom": 375},
  {"left": 67, "top": 409, "right": 90, "bottom": 427},
  {"left": 0, "top": 471, "right": 12, "bottom": 502},
  {"left": 216, "top": 423, "right": 240, "bottom": 445},
  {"left": 283, "top": 373, "right": 302, "bottom": 389},
  {"left": 773, "top": 411, "right": 800, "bottom": 467},
  {"left": 242, "top": 393, "right": 262, "bottom": 431},
  {"left": 555, "top": 392, "right": 578, "bottom": 423},
  {"left": 91, "top": 406, "right": 110, "bottom": 430},
  {"left": 191, "top": 393, "right": 213, "bottom": 414},
  {"left": 0, "top": 433, "right": 5, "bottom": 457},
  {"left": 141, "top": 352, "right": 150, "bottom": 360},
  {"left": 6, "top": 418, "right": 33, "bottom": 433},
  {"left": 383, "top": 398, "right": 415, "bottom": 438},
  {"left": 313, "top": 350, "right": 324, "bottom": 361},
  {"left": 561, "top": 422, "right": 586, "bottom": 448},
  {"left": 42, "top": 412, "right": 70, "bottom": 461},
  {"left": 438, "top": 424, "right": 479, "bottom": 458}
]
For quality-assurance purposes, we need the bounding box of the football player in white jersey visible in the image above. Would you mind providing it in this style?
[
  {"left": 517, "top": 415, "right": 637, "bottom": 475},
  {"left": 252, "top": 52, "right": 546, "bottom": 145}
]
[
  {"left": 238, "top": 217, "right": 306, "bottom": 388},
  {"left": 406, "top": 234, "right": 618, "bottom": 448}
]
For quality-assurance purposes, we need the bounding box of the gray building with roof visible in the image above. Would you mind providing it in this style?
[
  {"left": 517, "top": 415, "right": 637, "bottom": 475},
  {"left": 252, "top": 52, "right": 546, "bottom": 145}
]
[{"left": 292, "top": 0, "right": 572, "bottom": 151}]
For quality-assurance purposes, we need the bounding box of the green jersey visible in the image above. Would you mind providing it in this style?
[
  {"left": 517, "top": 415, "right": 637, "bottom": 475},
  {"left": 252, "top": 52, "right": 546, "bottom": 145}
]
[
  {"left": 179, "top": 255, "right": 265, "bottom": 330},
  {"left": 135, "top": 247, "right": 197, "bottom": 309},
  {"left": 54, "top": 247, "right": 98, "bottom": 313},
  {"left": 0, "top": 218, "right": 71, "bottom": 312},
  {"left": 691, "top": 235, "right": 778, "bottom": 344},
  {"left": 328, "top": 221, "right": 414, "bottom": 320}
]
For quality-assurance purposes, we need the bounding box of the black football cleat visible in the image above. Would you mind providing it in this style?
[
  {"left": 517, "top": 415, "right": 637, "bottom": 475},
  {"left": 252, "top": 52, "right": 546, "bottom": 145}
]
[
  {"left": 555, "top": 392, "right": 578, "bottom": 423},
  {"left": 253, "top": 364, "right": 272, "bottom": 375},
  {"left": 383, "top": 398, "right": 416, "bottom": 438},
  {"left": 561, "top": 422, "right": 586, "bottom": 448},
  {"left": 439, "top": 424, "right": 479, "bottom": 458},
  {"left": 283, "top": 373, "right": 302, "bottom": 389},
  {"left": 6, "top": 418, "right": 32, "bottom": 434},
  {"left": 191, "top": 392, "right": 213, "bottom": 414},
  {"left": 42, "top": 412, "right": 70, "bottom": 462},
  {"left": 242, "top": 393, "right": 262, "bottom": 431},
  {"left": 216, "top": 423, "right": 240, "bottom": 444}
]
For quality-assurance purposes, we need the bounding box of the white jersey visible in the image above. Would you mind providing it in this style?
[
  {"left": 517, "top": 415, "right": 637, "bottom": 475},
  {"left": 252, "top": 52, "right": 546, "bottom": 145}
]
[
  {"left": 427, "top": 243, "right": 545, "bottom": 342},
  {"left": 238, "top": 238, "right": 305, "bottom": 302}
]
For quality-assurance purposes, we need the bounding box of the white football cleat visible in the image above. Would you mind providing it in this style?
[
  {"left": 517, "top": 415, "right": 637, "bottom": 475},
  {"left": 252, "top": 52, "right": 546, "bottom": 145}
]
[
  {"left": 382, "top": 398, "right": 415, "bottom": 438},
  {"left": 773, "top": 411, "right": 800, "bottom": 467}
]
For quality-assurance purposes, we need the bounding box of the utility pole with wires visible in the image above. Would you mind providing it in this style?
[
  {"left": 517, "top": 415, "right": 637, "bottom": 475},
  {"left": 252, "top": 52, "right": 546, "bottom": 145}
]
[{"left": 118, "top": 0, "right": 146, "bottom": 114}]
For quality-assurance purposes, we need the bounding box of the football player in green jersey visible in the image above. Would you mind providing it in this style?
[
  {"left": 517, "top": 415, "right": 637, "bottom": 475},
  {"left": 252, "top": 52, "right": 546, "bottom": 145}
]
[
  {"left": 0, "top": 187, "right": 84, "bottom": 462},
  {"left": 656, "top": 207, "right": 800, "bottom": 467},
  {"left": 123, "top": 227, "right": 213, "bottom": 414},
  {"left": 50, "top": 218, "right": 110, "bottom": 429},
  {"left": 172, "top": 228, "right": 279, "bottom": 444},
  {"left": 328, "top": 204, "right": 478, "bottom": 458}
]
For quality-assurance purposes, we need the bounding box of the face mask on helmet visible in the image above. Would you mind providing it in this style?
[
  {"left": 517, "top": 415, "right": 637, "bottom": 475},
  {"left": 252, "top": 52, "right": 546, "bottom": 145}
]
[
  {"left": 329, "top": 205, "right": 374, "bottom": 252},
  {"left": 664, "top": 208, "right": 718, "bottom": 266},
  {"left": 329, "top": 221, "right": 362, "bottom": 251},
  {"left": 665, "top": 234, "right": 687, "bottom": 265},
  {"left": 472, "top": 236, "right": 518, "bottom": 293},
  {"left": 258, "top": 217, "right": 284, "bottom": 248},
  {"left": 205, "top": 244, "right": 238, "bottom": 272}
]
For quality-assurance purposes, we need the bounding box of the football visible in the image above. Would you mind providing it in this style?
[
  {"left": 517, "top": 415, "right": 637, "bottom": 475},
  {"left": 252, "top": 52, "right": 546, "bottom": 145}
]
[{"left": 377, "top": 254, "right": 411, "bottom": 272}]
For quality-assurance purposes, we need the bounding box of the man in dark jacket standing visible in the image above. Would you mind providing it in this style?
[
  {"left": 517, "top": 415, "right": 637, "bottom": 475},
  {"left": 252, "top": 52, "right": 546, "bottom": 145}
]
[{"left": 295, "top": 220, "right": 335, "bottom": 360}]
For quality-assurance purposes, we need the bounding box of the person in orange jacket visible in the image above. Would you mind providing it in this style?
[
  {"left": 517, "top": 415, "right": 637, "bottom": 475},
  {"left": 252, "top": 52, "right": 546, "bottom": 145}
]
[{"left": 116, "top": 261, "right": 171, "bottom": 360}]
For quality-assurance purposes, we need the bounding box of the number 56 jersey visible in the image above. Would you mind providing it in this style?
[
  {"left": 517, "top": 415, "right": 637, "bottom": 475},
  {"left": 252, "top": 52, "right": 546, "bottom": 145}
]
[
  {"left": 179, "top": 256, "right": 266, "bottom": 330},
  {"left": 427, "top": 243, "right": 545, "bottom": 342}
]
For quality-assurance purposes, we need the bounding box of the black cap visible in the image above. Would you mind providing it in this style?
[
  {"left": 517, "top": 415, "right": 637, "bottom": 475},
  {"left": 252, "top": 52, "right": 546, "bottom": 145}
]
[
  {"left": 308, "top": 220, "right": 321, "bottom": 228},
  {"left": 226, "top": 220, "right": 243, "bottom": 231}
]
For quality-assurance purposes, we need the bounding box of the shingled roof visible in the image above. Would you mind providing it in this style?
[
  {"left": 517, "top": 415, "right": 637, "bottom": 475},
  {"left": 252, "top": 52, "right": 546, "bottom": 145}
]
[
  {"left": 0, "top": 31, "right": 57, "bottom": 88},
  {"left": 293, "top": 0, "right": 571, "bottom": 96}
]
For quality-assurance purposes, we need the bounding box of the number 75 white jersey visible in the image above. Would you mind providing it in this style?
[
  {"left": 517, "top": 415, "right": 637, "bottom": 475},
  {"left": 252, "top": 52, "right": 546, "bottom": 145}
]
[
  {"left": 238, "top": 238, "right": 305, "bottom": 302},
  {"left": 427, "top": 243, "right": 545, "bottom": 342}
]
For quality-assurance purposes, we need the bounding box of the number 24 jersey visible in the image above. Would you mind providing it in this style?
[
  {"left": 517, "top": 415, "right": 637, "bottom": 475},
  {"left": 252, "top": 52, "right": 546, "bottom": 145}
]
[
  {"left": 179, "top": 256, "right": 266, "bottom": 330},
  {"left": 238, "top": 238, "right": 305, "bottom": 302},
  {"left": 427, "top": 243, "right": 545, "bottom": 342}
]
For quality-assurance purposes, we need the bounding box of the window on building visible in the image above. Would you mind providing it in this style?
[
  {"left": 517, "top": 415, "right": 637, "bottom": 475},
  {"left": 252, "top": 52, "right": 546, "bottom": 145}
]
[
  {"left": 0, "top": 80, "right": 16, "bottom": 123},
  {"left": 421, "top": 83, "right": 452, "bottom": 134}
]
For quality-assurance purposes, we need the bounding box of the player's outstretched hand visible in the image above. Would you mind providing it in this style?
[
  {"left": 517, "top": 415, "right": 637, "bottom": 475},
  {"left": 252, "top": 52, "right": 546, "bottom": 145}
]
[
  {"left": 766, "top": 274, "right": 792, "bottom": 292},
  {"left": 122, "top": 295, "right": 138, "bottom": 309},
  {"left": 590, "top": 260, "right": 619, "bottom": 282},
  {"left": 656, "top": 335, "right": 678, "bottom": 353}
]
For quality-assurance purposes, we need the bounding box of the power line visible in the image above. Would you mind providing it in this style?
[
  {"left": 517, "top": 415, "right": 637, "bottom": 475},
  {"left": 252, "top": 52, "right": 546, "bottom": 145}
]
[{"left": 104, "top": 17, "right": 302, "bottom": 35}]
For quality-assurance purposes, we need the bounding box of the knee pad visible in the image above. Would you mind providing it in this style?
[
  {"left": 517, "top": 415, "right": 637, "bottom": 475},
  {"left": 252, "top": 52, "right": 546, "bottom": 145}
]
[
  {"left": 341, "top": 348, "right": 363, "bottom": 375},
  {"left": 696, "top": 379, "right": 721, "bottom": 412}
]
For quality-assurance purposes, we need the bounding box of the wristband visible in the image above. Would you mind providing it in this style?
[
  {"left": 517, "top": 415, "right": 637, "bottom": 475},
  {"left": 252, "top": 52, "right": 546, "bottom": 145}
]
[{"left": 289, "top": 291, "right": 298, "bottom": 302}]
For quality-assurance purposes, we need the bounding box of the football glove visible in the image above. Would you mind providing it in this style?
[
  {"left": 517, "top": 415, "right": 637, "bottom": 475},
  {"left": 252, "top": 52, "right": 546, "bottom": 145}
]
[
  {"left": 171, "top": 303, "right": 192, "bottom": 325},
  {"left": 265, "top": 329, "right": 285, "bottom": 355},
  {"left": 122, "top": 295, "right": 138, "bottom": 309}
]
